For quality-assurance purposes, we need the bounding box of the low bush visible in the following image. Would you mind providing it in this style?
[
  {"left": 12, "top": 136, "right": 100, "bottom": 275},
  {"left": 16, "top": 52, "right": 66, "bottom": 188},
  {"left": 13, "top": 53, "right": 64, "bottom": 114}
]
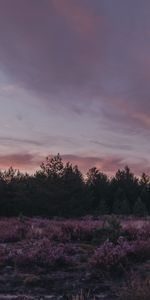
[
  {"left": 7, "top": 239, "right": 75, "bottom": 268},
  {"left": 90, "top": 238, "right": 150, "bottom": 270}
]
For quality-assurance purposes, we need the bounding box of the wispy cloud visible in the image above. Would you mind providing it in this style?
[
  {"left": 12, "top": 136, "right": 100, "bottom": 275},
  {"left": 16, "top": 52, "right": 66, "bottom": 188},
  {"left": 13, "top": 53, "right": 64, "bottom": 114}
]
[
  {"left": 90, "top": 140, "right": 133, "bottom": 151},
  {"left": 0, "top": 135, "right": 80, "bottom": 149},
  {"left": 0, "top": 137, "right": 43, "bottom": 147}
]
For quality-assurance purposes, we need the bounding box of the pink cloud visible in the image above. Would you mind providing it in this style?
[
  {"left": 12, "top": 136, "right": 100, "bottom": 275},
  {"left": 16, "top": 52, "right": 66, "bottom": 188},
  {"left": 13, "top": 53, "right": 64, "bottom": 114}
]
[
  {"left": 61, "top": 154, "right": 150, "bottom": 176},
  {"left": 0, "top": 152, "right": 150, "bottom": 176},
  {"left": 0, "top": 153, "right": 41, "bottom": 172},
  {"left": 52, "top": 0, "right": 105, "bottom": 38}
]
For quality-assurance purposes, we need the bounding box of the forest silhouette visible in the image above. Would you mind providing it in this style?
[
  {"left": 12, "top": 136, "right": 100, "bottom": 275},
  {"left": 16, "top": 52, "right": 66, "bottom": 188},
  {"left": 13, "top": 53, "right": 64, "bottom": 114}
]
[{"left": 0, "top": 153, "right": 149, "bottom": 217}]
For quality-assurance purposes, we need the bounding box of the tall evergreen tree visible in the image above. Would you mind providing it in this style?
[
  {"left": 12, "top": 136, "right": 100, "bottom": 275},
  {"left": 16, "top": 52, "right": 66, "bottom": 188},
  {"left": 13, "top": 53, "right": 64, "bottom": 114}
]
[
  {"left": 97, "top": 198, "right": 109, "bottom": 215},
  {"left": 133, "top": 197, "right": 147, "bottom": 217},
  {"left": 86, "top": 167, "right": 109, "bottom": 211}
]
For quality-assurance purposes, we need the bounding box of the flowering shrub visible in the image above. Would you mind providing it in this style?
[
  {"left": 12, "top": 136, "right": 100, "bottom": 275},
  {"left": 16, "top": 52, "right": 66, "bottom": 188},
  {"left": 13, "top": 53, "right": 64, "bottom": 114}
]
[
  {"left": 26, "top": 219, "right": 103, "bottom": 242},
  {"left": 8, "top": 239, "right": 75, "bottom": 268},
  {"left": 90, "top": 238, "right": 150, "bottom": 270},
  {"left": 61, "top": 221, "right": 97, "bottom": 242},
  {"left": 0, "top": 218, "right": 100, "bottom": 243},
  {"left": 0, "top": 217, "right": 150, "bottom": 272},
  {"left": 124, "top": 224, "right": 150, "bottom": 241},
  {"left": 90, "top": 238, "right": 135, "bottom": 269},
  {"left": 0, "top": 218, "right": 29, "bottom": 242}
]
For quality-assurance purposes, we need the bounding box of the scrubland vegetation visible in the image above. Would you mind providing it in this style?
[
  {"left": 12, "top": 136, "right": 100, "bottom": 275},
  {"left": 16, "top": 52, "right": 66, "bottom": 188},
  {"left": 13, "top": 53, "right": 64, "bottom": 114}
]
[{"left": 0, "top": 216, "right": 150, "bottom": 299}]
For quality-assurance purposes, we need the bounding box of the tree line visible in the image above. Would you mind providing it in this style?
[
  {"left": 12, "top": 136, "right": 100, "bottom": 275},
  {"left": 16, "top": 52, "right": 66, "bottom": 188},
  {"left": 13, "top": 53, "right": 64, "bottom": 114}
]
[{"left": 0, "top": 153, "right": 149, "bottom": 217}]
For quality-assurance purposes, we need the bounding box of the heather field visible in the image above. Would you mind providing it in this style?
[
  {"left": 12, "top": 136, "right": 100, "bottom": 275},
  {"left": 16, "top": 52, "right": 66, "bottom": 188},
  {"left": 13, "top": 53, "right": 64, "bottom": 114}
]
[{"left": 0, "top": 216, "right": 150, "bottom": 299}]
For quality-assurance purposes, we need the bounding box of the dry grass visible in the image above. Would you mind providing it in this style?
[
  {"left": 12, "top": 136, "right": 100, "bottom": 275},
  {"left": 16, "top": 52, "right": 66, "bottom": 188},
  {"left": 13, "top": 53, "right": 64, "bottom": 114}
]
[
  {"left": 117, "top": 274, "right": 150, "bottom": 300},
  {"left": 69, "top": 290, "right": 95, "bottom": 300}
]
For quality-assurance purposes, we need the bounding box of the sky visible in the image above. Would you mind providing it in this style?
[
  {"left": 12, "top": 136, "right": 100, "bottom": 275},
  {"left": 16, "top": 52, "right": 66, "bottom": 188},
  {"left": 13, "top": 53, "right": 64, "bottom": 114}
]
[{"left": 0, "top": 0, "right": 150, "bottom": 175}]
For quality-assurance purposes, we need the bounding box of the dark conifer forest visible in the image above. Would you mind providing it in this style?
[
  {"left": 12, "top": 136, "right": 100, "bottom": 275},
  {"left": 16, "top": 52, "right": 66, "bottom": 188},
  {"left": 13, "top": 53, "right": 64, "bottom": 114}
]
[{"left": 0, "top": 153, "right": 149, "bottom": 217}]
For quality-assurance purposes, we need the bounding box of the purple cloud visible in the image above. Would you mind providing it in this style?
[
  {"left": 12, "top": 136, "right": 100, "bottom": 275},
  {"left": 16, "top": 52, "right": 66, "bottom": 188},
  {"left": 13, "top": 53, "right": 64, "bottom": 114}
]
[{"left": 0, "top": 1, "right": 150, "bottom": 173}]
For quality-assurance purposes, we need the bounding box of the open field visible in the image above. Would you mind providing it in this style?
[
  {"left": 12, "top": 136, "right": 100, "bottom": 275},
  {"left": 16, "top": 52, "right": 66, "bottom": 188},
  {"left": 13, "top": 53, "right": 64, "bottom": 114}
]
[{"left": 0, "top": 216, "right": 150, "bottom": 299}]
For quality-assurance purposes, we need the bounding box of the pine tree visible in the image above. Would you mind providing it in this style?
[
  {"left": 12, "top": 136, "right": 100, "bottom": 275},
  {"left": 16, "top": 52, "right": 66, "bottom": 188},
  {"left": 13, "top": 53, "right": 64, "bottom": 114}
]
[
  {"left": 97, "top": 198, "right": 109, "bottom": 215},
  {"left": 113, "top": 198, "right": 122, "bottom": 214},
  {"left": 133, "top": 197, "right": 147, "bottom": 217},
  {"left": 120, "top": 197, "right": 130, "bottom": 215}
]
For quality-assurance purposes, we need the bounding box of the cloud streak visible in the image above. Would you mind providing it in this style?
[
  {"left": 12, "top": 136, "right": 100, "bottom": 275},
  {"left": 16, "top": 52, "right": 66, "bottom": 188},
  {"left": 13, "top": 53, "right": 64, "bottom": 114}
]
[
  {"left": 0, "top": 152, "right": 150, "bottom": 177},
  {"left": 0, "top": 153, "right": 40, "bottom": 170}
]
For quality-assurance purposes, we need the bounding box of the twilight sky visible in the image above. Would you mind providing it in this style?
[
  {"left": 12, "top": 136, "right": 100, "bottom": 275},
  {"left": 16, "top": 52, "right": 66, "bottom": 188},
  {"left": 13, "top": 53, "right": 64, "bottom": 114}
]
[{"left": 0, "top": 0, "right": 150, "bottom": 175}]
